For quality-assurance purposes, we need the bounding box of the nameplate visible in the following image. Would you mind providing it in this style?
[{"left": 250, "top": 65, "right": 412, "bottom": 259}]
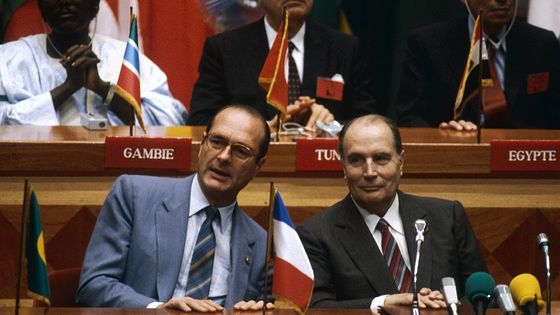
[
  {"left": 490, "top": 140, "right": 560, "bottom": 172},
  {"left": 296, "top": 138, "right": 342, "bottom": 171},
  {"left": 105, "top": 136, "right": 191, "bottom": 170}
]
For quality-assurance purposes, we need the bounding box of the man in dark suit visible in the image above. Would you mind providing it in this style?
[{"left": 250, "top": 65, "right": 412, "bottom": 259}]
[
  {"left": 396, "top": 0, "right": 560, "bottom": 130},
  {"left": 77, "top": 105, "right": 273, "bottom": 312},
  {"left": 187, "top": 0, "right": 376, "bottom": 128},
  {"left": 297, "top": 114, "right": 487, "bottom": 310}
]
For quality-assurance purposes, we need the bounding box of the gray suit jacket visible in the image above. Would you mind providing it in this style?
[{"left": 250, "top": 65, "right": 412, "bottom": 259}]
[
  {"left": 296, "top": 191, "right": 487, "bottom": 308},
  {"left": 76, "top": 175, "right": 269, "bottom": 307}
]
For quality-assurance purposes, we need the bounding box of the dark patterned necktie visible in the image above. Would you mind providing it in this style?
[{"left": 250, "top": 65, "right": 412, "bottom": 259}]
[
  {"left": 376, "top": 218, "right": 412, "bottom": 293},
  {"left": 288, "top": 41, "right": 302, "bottom": 105},
  {"left": 185, "top": 206, "right": 219, "bottom": 299}
]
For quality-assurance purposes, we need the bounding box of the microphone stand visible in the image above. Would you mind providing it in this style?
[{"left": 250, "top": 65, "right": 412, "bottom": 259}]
[
  {"left": 538, "top": 233, "right": 551, "bottom": 315},
  {"left": 412, "top": 220, "right": 427, "bottom": 315}
]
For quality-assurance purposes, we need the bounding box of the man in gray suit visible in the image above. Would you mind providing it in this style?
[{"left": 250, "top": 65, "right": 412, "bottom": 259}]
[
  {"left": 297, "top": 115, "right": 487, "bottom": 311},
  {"left": 77, "top": 105, "right": 273, "bottom": 312}
]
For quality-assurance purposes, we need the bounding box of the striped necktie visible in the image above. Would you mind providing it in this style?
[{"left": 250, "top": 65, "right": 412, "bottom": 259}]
[
  {"left": 185, "top": 206, "right": 219, "bottom": 299},
  {"left": 376, "top": 218, "right": 412, "bottom": 293},
  {"left": 288, "top": 41, "right": 302, "bottom": 105}
]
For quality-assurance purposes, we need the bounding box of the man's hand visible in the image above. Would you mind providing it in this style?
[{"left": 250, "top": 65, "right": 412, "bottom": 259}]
[
  {"left": 61, "top": 44, "right": 109, "bottom": 97},
  {"left": 439, "top": 120, "right": 478, "bottom": 131},
  {"left": 287, "top": 96, "right": 334, "bottom": 129},
  {"left": 233, "top": 300, "right": 275, "bottom": 311},
  {"left": 384, "top": 288, "right": 446, "bottom": 309},
  {"left": 161, "top": 297, "right": 224, "bottom": 312}
]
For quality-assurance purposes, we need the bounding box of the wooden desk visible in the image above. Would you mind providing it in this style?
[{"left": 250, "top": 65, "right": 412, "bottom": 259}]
[{"left": 0, "top": 126, "right": 559, "bottom": 299}]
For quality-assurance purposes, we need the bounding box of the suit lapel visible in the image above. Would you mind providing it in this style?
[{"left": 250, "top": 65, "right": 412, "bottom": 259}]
[
  {"left": 155, "top": 176, "right": 193, "bottom": 301},
  {"left": 399, "top": 191, "right": 432, "bottom": 290},
  {"left": 302, "top": 21, "right": 328, "bottom": 97},
  {"left": 443, "top": 17, "right": 471, "bottom": 89},
  {"left": 225, "top": 205, "right": 256, "bottom": 306},
  {"left": 504, "top": 24, "right": 524, "bottom": 109},
  {"left": 333, "top": 195, "right": 399, "bottom": 294}
]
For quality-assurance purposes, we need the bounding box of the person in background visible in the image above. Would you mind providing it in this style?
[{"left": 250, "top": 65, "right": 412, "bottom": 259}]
[
  {"left": 0, "top": 0, "right": 187, "bottom": 126},
  {"left": 187, "top": 0, "right": 376, "bottom": 129},
  {"left": 297, "top": 114, "right": 487, "bottom": 311},
  {"left": 77, "top": 104, "right": 273, "bottom": 312},
  {"left": 396, "top": 0, "right": 560, "bottom": 130}
]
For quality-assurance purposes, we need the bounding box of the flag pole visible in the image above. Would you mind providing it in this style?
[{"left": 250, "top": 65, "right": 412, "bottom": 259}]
[
  {"left": 128, "top": 6, "right": 135, "bottom": 137},
  {"left": 15, "top": 180, "right": 30, "bottom": 315},
  {"left": 476, "top": 9, "right": 485, "bottom": 144},
  {"left": 262, "top": 182, "right": 276, "bottom": 314}
]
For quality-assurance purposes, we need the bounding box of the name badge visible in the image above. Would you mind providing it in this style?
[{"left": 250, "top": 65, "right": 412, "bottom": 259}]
[
  {"left": 316, "top": 76, "right": 344, "bottom": 101},
  {"left": 296, "top": 138, "right": 342, "bottom": 171},
  {"left": 527, "top": 72, "right": 549, "bottom": 95},
  {"left": 490, "top": 140, "right": 560, "bottom": 172},
  {"left": 105, "top": 136, "right": 192, "bottom": 170}
]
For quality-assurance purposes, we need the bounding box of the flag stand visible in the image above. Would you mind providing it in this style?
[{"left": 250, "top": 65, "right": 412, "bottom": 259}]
[
  {"left": 129, "top": 106, "right": 135, "bottom": 137},
  {"left": 14, "top": 180, "right": 30, "bottom": 315},
  {"left": 476, "top": 9, "right": 485, "bottom": 144},
  {"left": 262, "top": 182, "right": 276, "bottom": 314}
]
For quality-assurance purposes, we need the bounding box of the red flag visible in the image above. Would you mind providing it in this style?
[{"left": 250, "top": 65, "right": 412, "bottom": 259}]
[
  {"left": 115, "top": 13, "right": 145, "bottom": 131},
  {"left": 258, "top": 11, "right": 289, "bottom": 116}
]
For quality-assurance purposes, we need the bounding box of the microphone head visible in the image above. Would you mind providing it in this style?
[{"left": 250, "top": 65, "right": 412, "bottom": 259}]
[
  {"left": 509, "top": 274, "right": 545, "bottom": 310},
  {"left": 494, "top": 284, "right": 516, "bottom": 313},
  {"left": 465, "top": 272, "right": 495, "bottom": 305},
  {"left": 441, "top": 277, "right": 459, "bottom": 305},
  {"left": 414, "top": 219, "right": 427, "bottom": 234},
  {"left": 537, "top": 233, "right": 550, "bottom": 250}
]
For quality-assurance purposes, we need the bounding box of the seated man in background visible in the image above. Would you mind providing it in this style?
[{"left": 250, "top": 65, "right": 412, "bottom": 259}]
[
  {"left": 396, "top": 0, "right": 560, "bottom": 130},
  {"left": 297, "top": 114, "right": 487, "bottom": 311},
  {"left": 0, "top": 0, "right": 187, "bottom": 126},
  {"left": 77, "top": 105, "right": 273, "bottom": 312},
  {"left": 187, "top": 0, "right": 376, "bottom": 129}
]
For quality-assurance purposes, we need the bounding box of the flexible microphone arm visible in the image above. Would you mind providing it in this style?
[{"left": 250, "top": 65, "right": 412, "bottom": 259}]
[
  {"left": 412, "top": 219, "right": 427, "bottom": 315},
  {"left": 537, "top": 233, "right": 551, "bottom": 315}
]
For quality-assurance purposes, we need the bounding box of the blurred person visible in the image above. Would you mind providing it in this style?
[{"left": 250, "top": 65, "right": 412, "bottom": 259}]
[
  {"left": 187, "top": 0, "right": 376, "bottom": 129},
  {"left": 0, "top": 0, "right": 187, "bottom": 125}
]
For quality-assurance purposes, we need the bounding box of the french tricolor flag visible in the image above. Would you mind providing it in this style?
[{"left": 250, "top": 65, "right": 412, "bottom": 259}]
[
  {"left": 273, "top": 191, "right": 314, "bottom": 314},
  {"left": 115, "top": 13, "right": 145, "bottom": 131}
]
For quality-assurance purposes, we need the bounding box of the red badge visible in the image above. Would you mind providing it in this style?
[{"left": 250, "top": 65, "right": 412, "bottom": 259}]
[
  {"left": 316, "top": 77, "right": 344, "bottom": 101},
  {"left": 527, "top": 72, "right": 549, "bottom": 95}
]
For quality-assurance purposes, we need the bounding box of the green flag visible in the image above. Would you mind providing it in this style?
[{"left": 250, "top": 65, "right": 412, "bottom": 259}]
[
  {"left": 0, "top": 0, "right": 27, "bottom": 42},
  {"left": 25, "top": 188, "right": 51, "bottom": 305}
]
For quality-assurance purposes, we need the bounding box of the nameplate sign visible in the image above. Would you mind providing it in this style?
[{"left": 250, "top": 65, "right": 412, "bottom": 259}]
[
  {"left": 490, "top": 140, "right": 560, "bottom": 172},
  {"left": 296, "top": 138, "right": 342, "bottom": 171},
  {"left": 105, "top": 136, "right": 191, "bottom": 169}
]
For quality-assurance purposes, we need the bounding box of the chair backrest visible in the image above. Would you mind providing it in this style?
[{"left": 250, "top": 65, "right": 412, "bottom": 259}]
[{"left": 34, "top": 267, "right": 81, "bottom": 307}]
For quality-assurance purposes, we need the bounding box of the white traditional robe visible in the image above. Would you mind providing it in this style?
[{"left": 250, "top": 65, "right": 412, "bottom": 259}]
[{"left": 0, "top": 34, "right": 187, "bottom": 125}]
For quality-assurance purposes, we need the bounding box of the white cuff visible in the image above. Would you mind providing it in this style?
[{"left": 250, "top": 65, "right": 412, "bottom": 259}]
[
  {"left": 147, "top": 301, "right": 163, "bottom": 309},
  {"left": 371, "top": 295, "right": 388, "bottom": 313}
]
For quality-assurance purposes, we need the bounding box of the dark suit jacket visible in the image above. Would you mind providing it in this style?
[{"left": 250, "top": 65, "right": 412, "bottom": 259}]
[
  {"left": 296, "top": 191, "right": 487, "bottom": 308},
  {"left": 77, "top": 175, "right": 269, "bottom": 307},
  {"left": 187, "top": 18, "right": 376, "bottom": 125},
  {"left": 396, "top": 16, "right": 560, "bottom": 128}
]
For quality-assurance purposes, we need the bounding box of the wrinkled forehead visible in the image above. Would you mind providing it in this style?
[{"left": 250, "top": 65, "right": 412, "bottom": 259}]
[{"left": 209, "top": 109, "right": 264, "bottom": 147}]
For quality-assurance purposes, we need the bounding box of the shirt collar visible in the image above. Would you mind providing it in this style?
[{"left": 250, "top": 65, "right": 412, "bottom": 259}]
[
  {"left": 190, "top": 174, "right": 235, "bottom": 232},
  {"left": 264, "top": 16, "right": 306, "bottom": 51},
  {"left": 353, "top": 193, "right": 404, "bottom": 236},
  {"left": 467, "top": 15, "right": 508, "bottom": 52}
]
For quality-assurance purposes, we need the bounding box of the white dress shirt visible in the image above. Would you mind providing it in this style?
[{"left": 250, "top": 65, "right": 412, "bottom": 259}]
[{"left": 352, "top": 194, "right": 412, "bottom": 312}]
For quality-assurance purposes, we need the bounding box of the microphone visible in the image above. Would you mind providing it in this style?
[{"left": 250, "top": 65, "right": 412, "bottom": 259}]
[
  {"left": 494, "top": 285, "right": 516, "bottom": 315},
  {"left": 441, "top": 277, "right": 459, "bottom": 315},
  {"left": 510, "top": 274, "right": 545, "bottom": 315},
  {"left": 465, "top": 272, "right": 495, "bottom": 315},
  {"left": 537, "top": 233, "right": 551, "bottom": 315},
  {"left": 411, "top": 219, "right": 427, "bottom": 315}
]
